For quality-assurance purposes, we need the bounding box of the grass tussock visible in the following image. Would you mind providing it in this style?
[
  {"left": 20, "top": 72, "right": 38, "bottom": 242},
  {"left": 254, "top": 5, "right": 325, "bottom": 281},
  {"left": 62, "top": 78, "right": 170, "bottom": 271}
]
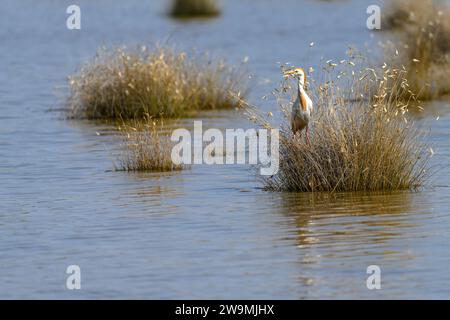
[
  {"left": 241, "top": 52, "right": 431, "bottom": 192},
  {"left": 170, "top": 0, "right": 220, "bottom": 18},
  {"left": 382, "top": 0, "right": 450, "bottom": 99},
  {"left": 67, "top": 46, "right": 247, "bottom": 119},
  {"left": 116, "top": 118, "right": 183, "bottom": 172}
]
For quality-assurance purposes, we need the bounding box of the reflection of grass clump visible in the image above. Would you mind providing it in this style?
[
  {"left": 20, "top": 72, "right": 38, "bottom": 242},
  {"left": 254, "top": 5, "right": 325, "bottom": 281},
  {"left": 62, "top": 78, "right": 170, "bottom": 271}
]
[
  {"left": 116, "top": 118, "right": 183, "bottom": 172},
  {"left": 67, "top": 46, "right": 246, "bottom": 119},
  {"left": 170, "top": 0, "right": 220, "bottom": 18},
  {"left": 383, "top": 0, "right": 450, "bottom": 99},
  {"left": 241, "top": 53, "right": 431, "bottom": 192}
]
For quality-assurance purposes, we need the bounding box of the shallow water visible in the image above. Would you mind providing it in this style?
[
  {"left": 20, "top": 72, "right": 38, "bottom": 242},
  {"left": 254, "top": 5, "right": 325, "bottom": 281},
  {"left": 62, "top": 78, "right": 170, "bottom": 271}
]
[{"left": 1, "top": 0, "right": 450, "bottom": 299}]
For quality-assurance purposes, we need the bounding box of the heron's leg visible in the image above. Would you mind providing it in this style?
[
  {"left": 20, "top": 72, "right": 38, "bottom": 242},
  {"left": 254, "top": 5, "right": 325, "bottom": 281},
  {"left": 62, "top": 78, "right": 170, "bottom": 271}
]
[{"left": 306, "top": 126, "right": 310, "bottom": 145}]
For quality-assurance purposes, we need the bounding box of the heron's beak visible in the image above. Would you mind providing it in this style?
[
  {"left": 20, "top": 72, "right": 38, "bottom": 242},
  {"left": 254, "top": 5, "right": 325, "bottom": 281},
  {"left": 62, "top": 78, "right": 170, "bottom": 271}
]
[{"left": 283, "top": 69, "right": 296, "bottom": 79}]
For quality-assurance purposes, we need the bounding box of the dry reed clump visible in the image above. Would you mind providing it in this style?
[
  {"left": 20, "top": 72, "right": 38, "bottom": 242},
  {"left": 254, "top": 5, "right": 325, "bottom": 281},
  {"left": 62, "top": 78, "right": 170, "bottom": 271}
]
[
  {"left": 383, "top": 0, "right": 430, "bottom": 30},
  {"left": 67, "top": 46, "right": 247, "bottom": 119},
  {"left": 115, "top": 117, "right": 183, "bottom": 172},
  {"left": 382, "top": 0, "right": 450, "bottom": 99},
  {"left": 170, "top": 0, "right": 220, "bottom": 18},
  {"left": 241, "top": 53, "right": 431, "bottom": 192}
]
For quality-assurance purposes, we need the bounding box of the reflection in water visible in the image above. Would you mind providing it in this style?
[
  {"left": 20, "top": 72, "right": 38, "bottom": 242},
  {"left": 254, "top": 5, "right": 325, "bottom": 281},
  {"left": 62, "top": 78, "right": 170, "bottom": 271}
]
[
  {"left": 270, "top": 191, "right": 429, "bottom": 298},
  {"left": 408, "top": 99, "right": 450, "bottom": 120},
  {"left": 115, "top": 171, "right": 185, "bottom": 217},
  {"left": 277, "top": 191, "right": 418, "bottom": 249}
]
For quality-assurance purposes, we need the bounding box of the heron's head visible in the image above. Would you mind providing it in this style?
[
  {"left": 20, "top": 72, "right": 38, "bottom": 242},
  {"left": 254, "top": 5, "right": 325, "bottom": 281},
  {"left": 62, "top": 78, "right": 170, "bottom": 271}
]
[{"left": 283, "top": 67, "right": 306, "bottom": 86}]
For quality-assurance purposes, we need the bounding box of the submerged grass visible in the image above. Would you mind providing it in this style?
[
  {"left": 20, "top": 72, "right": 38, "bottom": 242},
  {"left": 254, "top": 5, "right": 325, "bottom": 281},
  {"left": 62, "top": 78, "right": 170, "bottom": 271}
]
[
  {"left": 382, "top": 0, "right": 450, "bottom": 99},
  {"left": 169, "top": 0, "right": 220, "bottom": 18},
  {"left": 116, "top": 117, "right": 183, "bottom": 172},
  {"left": 67, "top": 46, "right": 247, "bottom": 119},
  {"left": 240, "top": 52, "right": 431, "bottom": 192}
]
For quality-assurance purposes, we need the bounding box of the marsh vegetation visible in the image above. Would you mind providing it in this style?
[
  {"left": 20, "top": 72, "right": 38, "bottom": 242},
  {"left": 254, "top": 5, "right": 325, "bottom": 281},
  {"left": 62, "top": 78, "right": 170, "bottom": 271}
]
[
  {"left": 241, "top": 53, "right": 431, "bottom": 192},
  {"left": 382, "top": 0, "right": 450, "bottom": 99},
  {"left": 169, "top": 0, "right": 220, "bottom": 18},
  {"left": 67, "top": 46, "right": 246, "bottom": 119},
  {"left": 116, "top": 118, "right": 184, "bottom": 172}
]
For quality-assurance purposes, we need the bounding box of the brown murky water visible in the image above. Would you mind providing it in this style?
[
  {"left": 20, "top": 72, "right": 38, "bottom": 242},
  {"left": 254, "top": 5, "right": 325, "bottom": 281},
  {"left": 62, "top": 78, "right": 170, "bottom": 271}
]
[{"left": 0, "top": 0, "right": 449, "bottom": 298}]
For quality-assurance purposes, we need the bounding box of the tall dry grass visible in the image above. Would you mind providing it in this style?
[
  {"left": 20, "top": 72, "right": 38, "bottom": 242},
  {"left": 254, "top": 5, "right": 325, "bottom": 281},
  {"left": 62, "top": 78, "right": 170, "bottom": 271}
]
[
  {"left": 170, "top": 0, "right": 220, "bottom": 18},
  {"left": 116, "top": 117, "right": 183, "bottom": 172},
  {"left": 67, "top": 46, "right": 247, "bottom": 119},
  {"left": 382, "top": 0, "right": 450, "bottom": 99},
  {"left": 241, "top": 52, "right": 431, "bottom": 192}
]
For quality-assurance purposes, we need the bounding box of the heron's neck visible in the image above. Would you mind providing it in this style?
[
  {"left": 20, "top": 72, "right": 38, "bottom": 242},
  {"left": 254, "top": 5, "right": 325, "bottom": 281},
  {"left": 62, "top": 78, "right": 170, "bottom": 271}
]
[
  {"left": 297, "top": 79, "right": 305, "bottom": 95},
  {"left": 295, "top": 79, "right": 308, "bottom": 111}
]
